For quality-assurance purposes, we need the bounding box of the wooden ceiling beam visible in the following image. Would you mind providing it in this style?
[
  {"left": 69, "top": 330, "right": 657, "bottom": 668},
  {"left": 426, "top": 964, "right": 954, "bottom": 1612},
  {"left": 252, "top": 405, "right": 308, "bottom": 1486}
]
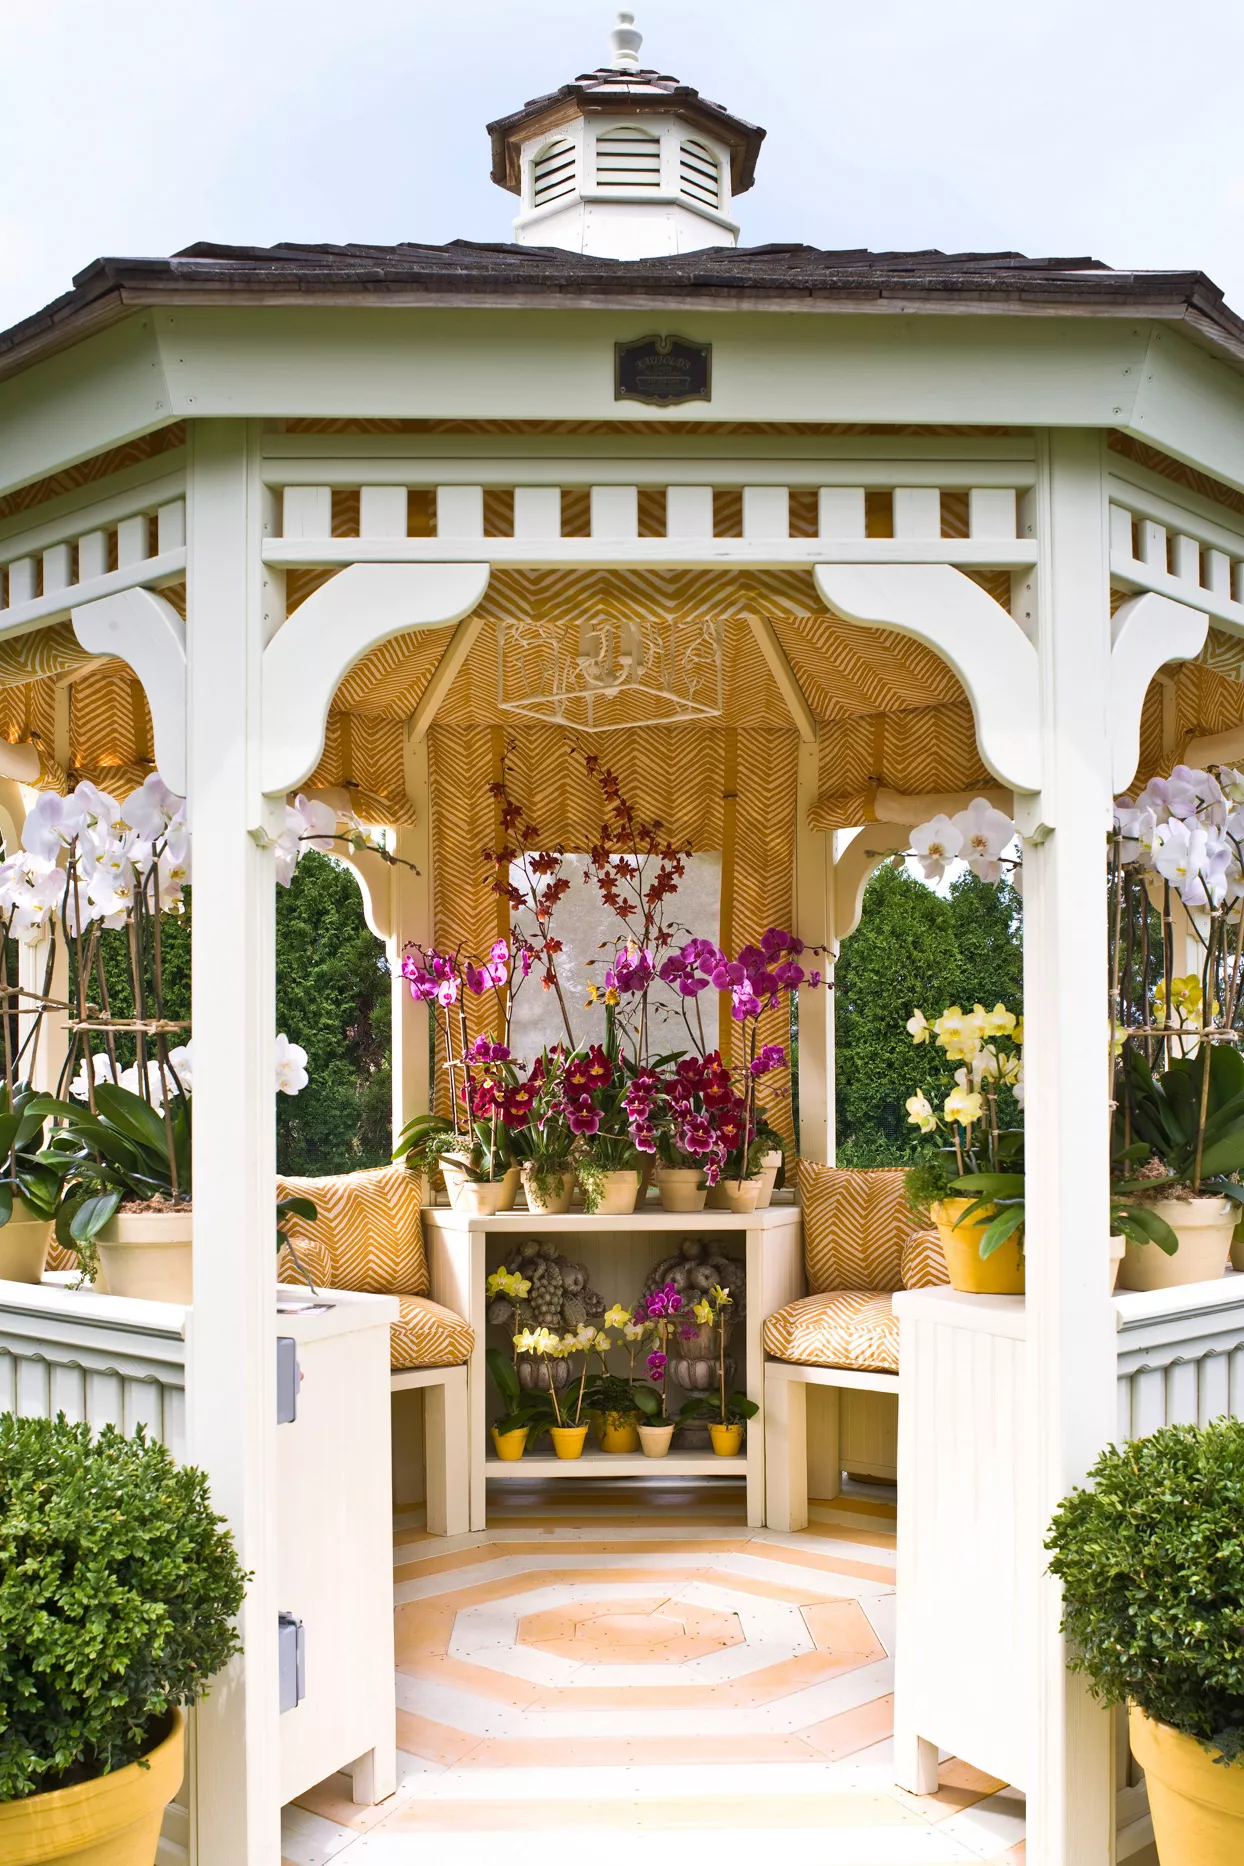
[{"left": 746, "top": 613, "right": 817, "bottom": 742}]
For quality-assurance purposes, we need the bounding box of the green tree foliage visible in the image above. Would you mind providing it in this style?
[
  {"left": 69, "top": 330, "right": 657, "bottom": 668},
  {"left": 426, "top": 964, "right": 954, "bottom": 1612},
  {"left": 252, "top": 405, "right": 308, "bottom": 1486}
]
[
  {"left": 89, "top": 852, "right": 390, "bottom": 1175},
  {"left": 835, "top": 862, "right": 1022, "bottom": 1165},
  {"left": 274, "top": 852, "right": 391, "bottom": 1175}
]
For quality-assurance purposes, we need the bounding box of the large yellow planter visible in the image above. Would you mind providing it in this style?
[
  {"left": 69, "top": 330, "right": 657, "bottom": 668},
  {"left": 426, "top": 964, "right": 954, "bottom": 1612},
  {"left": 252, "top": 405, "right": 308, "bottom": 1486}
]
[
  {"left": 932, "top": 1198, "right": 1025, "bottom": 1295},
  {"left": 1129, "top": 1705, "right": 1244, "bottom": 1865},
  {"left": 0, "top": 1709, "right": 184, "bottom": 1866},
  {"left": 0, "top": 1199, "right": 52, "bottom": 1284}
]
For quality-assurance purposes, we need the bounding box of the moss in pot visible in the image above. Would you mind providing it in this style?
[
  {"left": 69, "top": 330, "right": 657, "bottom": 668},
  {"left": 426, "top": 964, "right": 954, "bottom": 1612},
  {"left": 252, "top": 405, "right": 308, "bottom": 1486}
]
[{"left": 0, "top": 1415, "right": 246, "bottom": 1865}]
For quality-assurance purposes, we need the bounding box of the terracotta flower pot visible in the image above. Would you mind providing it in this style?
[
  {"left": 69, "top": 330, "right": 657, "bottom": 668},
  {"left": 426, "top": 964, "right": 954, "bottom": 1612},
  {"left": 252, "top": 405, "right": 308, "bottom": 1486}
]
[
  {"left": 521, "top": 1164, "right": 575, "bottom": 1214},
  {"left": 584, "top": 1169, "right": 640, "bottom": 1215},
  {"left": 638, "top": 1422, "right": 675, "bottom": 1457},
  {"left": 710, "top": 1422, "right": 744, "bottom": 1456},
  {"left": 456, "top": 1171, "right": 520, "bottom": 1218},
  {"left": 443, "top": 1159, "right": 519, "bottom": 1212},
  {"left": 97, "top": 1209, "right": 194, "bottom": 1304},
  {"left": 932, "top": 1198, "right": 1025, "bottom": 1295},
  {"left": 0, "top": 1708, "right": 184, "bottom": 1866},
  {"left": 550, "top": 1422, "right": 589, "bottom": 1459},
  {"left": 754, "top": 1150, "right": 783, "bottom": 1209},
  {"left": 490, "top": 1424, "right": 528, "bottom": 1461},
  {"left": 1117, "top": 1197, "right": 1234, "bottom": 1291},
  {"left": 655, "top": 1167, "right": 707, "bottom": 1213},
  {"left": 0, "top": 1198, "right": 52, "bottom": 1285},
  {"left": 1128, "top": 1704, "right": 1244, "bottom": 1866},
  {"left": 718, "top": 1178, "right": 763, "bottom": 1216}
]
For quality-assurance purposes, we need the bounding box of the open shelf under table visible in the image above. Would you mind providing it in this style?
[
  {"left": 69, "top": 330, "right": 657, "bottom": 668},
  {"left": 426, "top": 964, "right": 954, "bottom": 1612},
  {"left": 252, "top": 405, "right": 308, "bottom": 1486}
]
[
  {"left": 486, "top": 1450, "right": 748, "bottom": 1478},
  {"left": 423, "top": 1196, "right": 803, "bottom": 1528}
]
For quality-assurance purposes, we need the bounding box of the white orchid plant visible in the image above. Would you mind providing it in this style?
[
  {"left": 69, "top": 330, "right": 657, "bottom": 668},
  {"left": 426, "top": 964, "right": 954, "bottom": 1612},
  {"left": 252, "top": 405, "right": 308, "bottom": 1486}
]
[
  {"left": 0, "top": 777, "right": 330, "bottom": 1274},
  {"left": 1109, "top": 763, "right": 1244, "bottom": 1249}
]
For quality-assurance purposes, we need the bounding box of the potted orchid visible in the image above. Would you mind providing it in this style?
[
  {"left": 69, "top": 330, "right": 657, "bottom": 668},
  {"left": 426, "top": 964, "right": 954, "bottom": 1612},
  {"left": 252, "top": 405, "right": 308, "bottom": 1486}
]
[
  {"left": 633, "top": 1281, "right": 688, "bottom": 1456},
  {"left": 560, "top": 1040, "right": 650, "bottom": 1214},
  {"left": 1109, "top": 764, "right": 1244, "bottom": 1290},
  {"left": 9, "top": 777, "right": 322, "bottom": 1299},
  {"left": 650, "top": 1050, "right": 734, "bottom": 1211},
  {"left": 583, "top": 1304, "right": 661, "bottom": 1453},
  {"left": 515, "top": 1321, "right": 611, "bottom": 1459},
  {"left": 708, "top": 929, "right": 813, "bottom": 1212},
  {"left": 902, "top": 1000, "right": 1025, "bottom": 1294},
  {"left": 512, "top": 1051, "right": 577, "bottom": 1213},
  {"left": 677, "top": 1284, "right": 758, "bottom": 1454}
]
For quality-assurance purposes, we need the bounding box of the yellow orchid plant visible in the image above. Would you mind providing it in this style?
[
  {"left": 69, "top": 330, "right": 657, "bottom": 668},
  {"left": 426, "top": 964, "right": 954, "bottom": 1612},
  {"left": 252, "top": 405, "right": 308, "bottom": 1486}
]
[
  {"left": 679, "top": 1284, "right": 759, "bottom": 1431},
  {"left": 903, "top": 1001, "right": 1026, "bottom": 1259}
]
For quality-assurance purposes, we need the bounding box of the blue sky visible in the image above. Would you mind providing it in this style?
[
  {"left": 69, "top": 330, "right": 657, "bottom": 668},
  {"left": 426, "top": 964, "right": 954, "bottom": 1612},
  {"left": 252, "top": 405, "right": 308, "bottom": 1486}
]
[{"left": 3, "top": 0, "right": 1243, "bottom": 334}]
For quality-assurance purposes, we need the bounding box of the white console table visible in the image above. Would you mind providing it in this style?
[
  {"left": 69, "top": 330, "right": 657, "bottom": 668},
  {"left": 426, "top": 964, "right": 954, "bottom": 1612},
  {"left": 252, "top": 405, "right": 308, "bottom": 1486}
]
[
  {"left": 423, "top": 1196, "right": 804, "bottom": 1530},
  {"left": 0, "top": 1277, "right": 398, "bottom": 1831},
  {"left": 892, "top": 1275, "right": 1244, "bottom": 1853}
]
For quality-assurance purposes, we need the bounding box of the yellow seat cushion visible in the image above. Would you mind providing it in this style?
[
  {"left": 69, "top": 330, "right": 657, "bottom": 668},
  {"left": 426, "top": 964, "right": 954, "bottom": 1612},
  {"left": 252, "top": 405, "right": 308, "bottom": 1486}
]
[
  {"left": 391, "top": 1295, "right": 474, "bottom": 1370},
  {"left": 762, "top": 1291, "right": 898, "bottom": 1375},
  {"left": 276, "top": 1162, "right": 428, "bottom": 1296},
  {"left": 797, "top": 1162, "right": 915, "bottom": 1294}
]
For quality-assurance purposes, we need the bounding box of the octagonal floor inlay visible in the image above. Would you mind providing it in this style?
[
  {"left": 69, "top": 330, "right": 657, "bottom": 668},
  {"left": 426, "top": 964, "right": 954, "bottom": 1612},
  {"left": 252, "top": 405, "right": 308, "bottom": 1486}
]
[{"left": 518, "top": 1594, "right": 745, "bottom": 1665}]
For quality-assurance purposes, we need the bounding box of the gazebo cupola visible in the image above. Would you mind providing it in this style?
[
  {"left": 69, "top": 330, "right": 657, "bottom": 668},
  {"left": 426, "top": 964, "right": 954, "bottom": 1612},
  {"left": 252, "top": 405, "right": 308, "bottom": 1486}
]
[{"left": 486, "top": 11, "right": 765, "bottom": 259}]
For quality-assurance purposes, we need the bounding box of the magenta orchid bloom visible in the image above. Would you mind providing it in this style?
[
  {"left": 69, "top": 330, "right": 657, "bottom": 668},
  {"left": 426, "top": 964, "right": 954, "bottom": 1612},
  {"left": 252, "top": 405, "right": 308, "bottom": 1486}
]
[{"left": 751, "top": 1043, "right": 787, "bottom": 1077}]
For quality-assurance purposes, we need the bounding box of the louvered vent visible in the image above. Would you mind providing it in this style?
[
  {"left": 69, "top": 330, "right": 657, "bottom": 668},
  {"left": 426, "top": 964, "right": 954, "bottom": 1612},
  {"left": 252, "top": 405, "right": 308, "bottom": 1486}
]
[
  {"left": 679, "top": 139, "right": 720, "bottom": 209},
  {"left": 595, "top": 125, "right": 661, "bottom": 187},
  {"left": 532, "top": 139, "right": 577, "bottom": 207}
]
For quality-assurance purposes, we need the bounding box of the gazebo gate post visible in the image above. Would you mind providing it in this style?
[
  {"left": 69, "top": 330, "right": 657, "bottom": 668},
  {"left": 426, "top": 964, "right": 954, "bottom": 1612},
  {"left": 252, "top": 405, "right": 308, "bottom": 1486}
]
[
  {"left": 1022, "top": 428, "right": 1118, "bottom": 1864},
  {"left": 185, "top": 419, "right": 283, "bottom": 1866}
]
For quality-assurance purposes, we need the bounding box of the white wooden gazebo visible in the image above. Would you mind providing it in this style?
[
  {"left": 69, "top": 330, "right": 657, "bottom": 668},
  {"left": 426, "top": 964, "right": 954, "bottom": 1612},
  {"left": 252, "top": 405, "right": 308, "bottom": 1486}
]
[{"left": 5, "top": 15, "right": 1244, "bottom": 1864}]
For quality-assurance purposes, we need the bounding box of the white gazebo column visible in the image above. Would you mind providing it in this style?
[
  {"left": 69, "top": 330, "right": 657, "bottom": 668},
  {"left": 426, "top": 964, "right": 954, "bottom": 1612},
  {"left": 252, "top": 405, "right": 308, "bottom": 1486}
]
[
  {"left": 185, "top": 419, "right": 281, "bottom": 1866},
  {"left": 1023, "top": 428, "right": 1117, "bottom": 1865}
]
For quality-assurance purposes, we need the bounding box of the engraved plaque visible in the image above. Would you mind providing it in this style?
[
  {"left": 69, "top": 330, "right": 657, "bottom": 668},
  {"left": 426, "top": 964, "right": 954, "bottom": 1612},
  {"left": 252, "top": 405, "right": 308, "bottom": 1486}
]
[{"left": 615, "top": 334, "right": 712, "bottom": 406}]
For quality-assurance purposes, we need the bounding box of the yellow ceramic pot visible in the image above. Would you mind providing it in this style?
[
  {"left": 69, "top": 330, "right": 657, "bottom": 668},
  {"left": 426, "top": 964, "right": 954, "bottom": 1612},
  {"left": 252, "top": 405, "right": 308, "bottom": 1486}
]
[
  {"left": 1129, "top": 1704, "right": 1244, "bottom": 1865},
  {"left": 96, "top": 1210, "right": 193, "bottom": 1304},
  {"left": 490, "top": 1425, "right": 528, "bottom": 1461},
  {"left": 0, "top": 1709, "right": 184, "bottom": 1866},
  {"left": 595, "top": 1415, "right": 640, "bottom": 1454},
  {"left": 550, "top": 1423, "right": 589, "bottom": 1459},
  {"left": 710, "top": 1422, "right": 744, "bottom": 1456},
  {"left": 932, "top": 1199, "right": 1025, "bottom": 1295}
]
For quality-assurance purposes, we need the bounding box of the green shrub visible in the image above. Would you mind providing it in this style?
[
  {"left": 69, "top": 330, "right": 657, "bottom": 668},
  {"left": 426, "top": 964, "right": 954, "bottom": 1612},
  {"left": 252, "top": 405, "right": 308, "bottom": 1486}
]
[
  {"left": 0, "top": 1416, "right": 247, "bottom": 1801},
  {"left": 1046, "top": 1419, "right": 1244, "bottom": 1760}
]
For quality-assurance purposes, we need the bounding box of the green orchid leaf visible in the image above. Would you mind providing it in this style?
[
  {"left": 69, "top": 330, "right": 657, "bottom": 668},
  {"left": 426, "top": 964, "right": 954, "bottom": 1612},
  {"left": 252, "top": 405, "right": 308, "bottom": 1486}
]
[
  {"left": 978, "top": 1202, "right": 1026, "bottom": 1258},
  {"left": 93, "top": 1084, "right": 172, "bottom": 1157},
  {"left": 953, "top": 1172, "right": 1026, "bottom": 1198},
  {"left": 68, "top": 1188, "right": 123, "bottom": 1243}
]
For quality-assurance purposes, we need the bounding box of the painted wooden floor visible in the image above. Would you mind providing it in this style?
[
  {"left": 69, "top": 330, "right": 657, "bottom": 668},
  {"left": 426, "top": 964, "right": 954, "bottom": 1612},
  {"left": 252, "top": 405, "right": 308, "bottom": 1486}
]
[{"left": 281, "top": 1477, "right": 1026, "bottom": 1865}]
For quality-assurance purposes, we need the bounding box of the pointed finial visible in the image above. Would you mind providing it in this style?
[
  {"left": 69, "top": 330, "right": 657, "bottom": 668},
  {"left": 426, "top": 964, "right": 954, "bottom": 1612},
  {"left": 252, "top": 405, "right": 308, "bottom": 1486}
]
[{"left": 610, "top": 10, "right": 642, "bottom": 71}]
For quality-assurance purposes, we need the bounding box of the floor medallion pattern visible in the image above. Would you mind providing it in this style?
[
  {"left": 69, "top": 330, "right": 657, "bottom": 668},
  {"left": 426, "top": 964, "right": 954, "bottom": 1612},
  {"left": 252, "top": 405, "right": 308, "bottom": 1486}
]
[{"left": 281, "top": 1479, "right": 1028, "bottom": 1865}]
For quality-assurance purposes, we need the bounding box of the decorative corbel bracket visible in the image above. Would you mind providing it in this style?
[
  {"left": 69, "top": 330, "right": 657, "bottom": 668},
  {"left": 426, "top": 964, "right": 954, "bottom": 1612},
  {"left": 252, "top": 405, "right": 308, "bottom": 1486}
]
[
  {"left": 814, "top": 565, "right": 1041, "bottom": 795},
  {"left": 71, "top": 588, "right": 187, "bottom": 795},
  {"left": 1109, "top": 592, "right": 1208, "bottom": 795},
  {"left": 833, "top": 825, "right": 911, "bottom": 944},
  {"left": 260, "top": 563, "right": 490, "bottom": 797}
]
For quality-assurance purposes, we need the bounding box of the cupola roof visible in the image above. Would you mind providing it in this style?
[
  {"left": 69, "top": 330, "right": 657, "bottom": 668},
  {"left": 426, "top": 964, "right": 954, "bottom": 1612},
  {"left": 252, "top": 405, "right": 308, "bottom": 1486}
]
[{"left": 487, "top": 12, "right": 765, "bottom": 199}]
